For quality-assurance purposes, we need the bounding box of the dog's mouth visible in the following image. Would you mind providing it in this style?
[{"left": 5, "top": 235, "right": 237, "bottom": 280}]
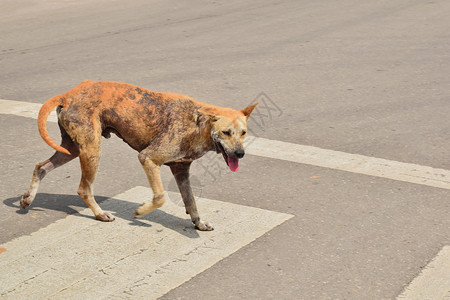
[{"left": 216, "top": 142, "right": 239, "bottom": 172}]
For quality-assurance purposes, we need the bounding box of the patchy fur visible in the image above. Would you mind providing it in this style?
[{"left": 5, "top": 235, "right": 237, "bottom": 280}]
[{"left": 22, "top": 80, "right": 257, "bottom": 230}]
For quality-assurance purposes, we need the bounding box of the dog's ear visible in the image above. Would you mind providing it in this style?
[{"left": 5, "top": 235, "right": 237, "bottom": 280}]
[
  {"left": 198, "top": 106, "right": 220, "bottom": 122},
  {"left": 241, "top": 102, "right": 259, "bottom": 119}
]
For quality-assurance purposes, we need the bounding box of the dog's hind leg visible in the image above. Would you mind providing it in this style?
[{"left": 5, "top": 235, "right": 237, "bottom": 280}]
[
  {"left": 77, "top": 140, "right": 115, "bottom": 222},
  {"left": 21, "top": 124, "right": 80, "bottom": 209},
  {"left": 168, "top": 162, "right": 213, "bottom": 231},
  {"left": 134, "top": 151, "right": 167, "bottom": 218}
]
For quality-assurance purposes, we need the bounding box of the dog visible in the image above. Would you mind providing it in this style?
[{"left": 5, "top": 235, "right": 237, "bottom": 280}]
[{"left": 21, "top": 80, "right": 258, "bottom": 230}]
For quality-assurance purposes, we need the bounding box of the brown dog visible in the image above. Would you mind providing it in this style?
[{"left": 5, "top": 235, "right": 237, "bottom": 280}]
[{"left": 21, "top": 80, "right": 257, "bottom": 230}]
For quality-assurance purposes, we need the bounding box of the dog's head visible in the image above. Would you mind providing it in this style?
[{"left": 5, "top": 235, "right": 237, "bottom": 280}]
[{"left": 199, "top": 103, "right": 258, "bottom": 172}]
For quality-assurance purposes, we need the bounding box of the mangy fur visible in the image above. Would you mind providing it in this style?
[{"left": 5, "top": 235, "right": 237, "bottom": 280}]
[{"left": 21, "top": 80, "right": 257, "bottom": 230}]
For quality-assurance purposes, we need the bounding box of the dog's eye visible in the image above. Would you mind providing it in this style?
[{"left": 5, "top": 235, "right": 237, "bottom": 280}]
[
  {"left": 222, "top": 130, "right": 231, "bottom": 136},
  {"left": 241, "top": 130, "right": 247, "bottom": 136}
]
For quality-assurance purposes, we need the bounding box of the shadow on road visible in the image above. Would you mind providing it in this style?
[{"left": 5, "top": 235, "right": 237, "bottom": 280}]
[
  {"left": 3, "top": 193, "right": 199, "bottom": 239},
  {"left": 3, "top": 193, "right": 108, "bottom": 216}
]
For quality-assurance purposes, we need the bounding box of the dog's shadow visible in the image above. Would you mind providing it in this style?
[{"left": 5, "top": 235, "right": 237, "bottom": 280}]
[{"left": 3, "top": 193, "right": 200, "bottom": 239}]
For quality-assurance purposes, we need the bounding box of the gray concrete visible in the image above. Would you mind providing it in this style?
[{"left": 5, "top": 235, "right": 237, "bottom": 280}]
[{"left": 1, "top": 0, "right": 449, "bottom": 299}]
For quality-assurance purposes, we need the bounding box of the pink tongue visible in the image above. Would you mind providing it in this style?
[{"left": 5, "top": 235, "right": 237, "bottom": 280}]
[{"left": 227, "top": 157, "right": 239, "bottom": 172}]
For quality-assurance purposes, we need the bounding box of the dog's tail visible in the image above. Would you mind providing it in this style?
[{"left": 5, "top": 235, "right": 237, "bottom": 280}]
[{"left": 37, "top": 96, "right": 71, "bottom": 155}]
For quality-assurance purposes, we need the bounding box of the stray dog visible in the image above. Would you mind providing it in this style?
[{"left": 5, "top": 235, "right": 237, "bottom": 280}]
[{"left": 21, "top": 80, "right": 257, "bottom": 230}]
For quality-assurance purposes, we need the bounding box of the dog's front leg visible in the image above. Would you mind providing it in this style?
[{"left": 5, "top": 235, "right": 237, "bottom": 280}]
[
  {"left": 169, "top": 162, "right": 214, "bottom": 231},
  {"left": 134, "top": 152, "right": 166, "bottom": 218}
]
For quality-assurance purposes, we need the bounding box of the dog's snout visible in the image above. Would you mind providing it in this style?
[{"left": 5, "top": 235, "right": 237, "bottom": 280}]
[{"left": 234, "top": 149, "right": 245, "bottom": 159}]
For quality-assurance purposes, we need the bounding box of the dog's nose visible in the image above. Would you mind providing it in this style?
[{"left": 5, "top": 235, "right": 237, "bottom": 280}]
[{"left": 234, "top": 150, "right": 245, "bottom": 159}]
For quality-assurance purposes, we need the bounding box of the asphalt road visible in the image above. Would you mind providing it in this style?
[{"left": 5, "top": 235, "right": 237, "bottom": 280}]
[{"left": 1, "top": 0, "right": 449, "bottom": 299}]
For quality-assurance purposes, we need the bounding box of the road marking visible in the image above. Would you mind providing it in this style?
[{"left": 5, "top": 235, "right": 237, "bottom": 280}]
[
  {"left": 1, "top": 98, "right": 450, "bottom": 190},
  {"left": 0, "top": 186, "right": 293, "bottom": 299},
  {"left": 397, "top": 246, "right": 450, "bottom": 300},
  {"left": 245, "top": 137, "right": 450, "bottom": 190},
  {"left": 0, "top": 99, "right": 57, "bottom": 122}
]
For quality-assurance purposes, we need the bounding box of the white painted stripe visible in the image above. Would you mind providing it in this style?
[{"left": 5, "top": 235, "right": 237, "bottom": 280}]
[
  {"left": 397, "top": 246, "right": 450, "bottom": 300},
  {"left": 2, "top": 98, "right": 450, "bottom": 190},
  {"left": 245, "top": 137, "right": 450, "bottom": 190},
  {"left": 0, "top": 186, "right": 293, "bottom": 299},
  {"left": 0, "top": 99, "right": 57, "bottom": 122}
]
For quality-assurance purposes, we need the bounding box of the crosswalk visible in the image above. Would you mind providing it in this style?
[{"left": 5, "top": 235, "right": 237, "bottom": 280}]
[
  {"left": 0, "top": 98, "right": 448, "bottom": 299},
  {"left": 0, "top": 187, "right": 292, "bottom": 299},
  {"left": 397, "top": 246, "right": 450, "bottom": 300}
]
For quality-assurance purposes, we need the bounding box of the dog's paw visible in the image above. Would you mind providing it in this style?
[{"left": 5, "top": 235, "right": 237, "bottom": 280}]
[
  {"left": 134, "top": 206, "right": 146, "bottom": 218},
  {"left": 20, "top": 192, "right": 33, "bottom": 209},
  {"left": 96, "top": 212, "right": 115, "bottom": 222},
  {"left": 195, "top": 220, "right": 214, "bottom": 231}
]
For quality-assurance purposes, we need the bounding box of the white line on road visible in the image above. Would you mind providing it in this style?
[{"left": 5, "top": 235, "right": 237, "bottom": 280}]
[
  {"left": 0, "top": 99, "right": 58, "bottom": 122},
  {"left": 0, "top": 186, "right": 293, "bottom": 299},
  {"left": 397, "top": 246, "right": 450, "bottom": 300},
  {"left": 245, "top": 137, "right": 450, "bottom": 190},
  {"left": 2, "top": 98, "right": 449, "bottom": 190}
]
